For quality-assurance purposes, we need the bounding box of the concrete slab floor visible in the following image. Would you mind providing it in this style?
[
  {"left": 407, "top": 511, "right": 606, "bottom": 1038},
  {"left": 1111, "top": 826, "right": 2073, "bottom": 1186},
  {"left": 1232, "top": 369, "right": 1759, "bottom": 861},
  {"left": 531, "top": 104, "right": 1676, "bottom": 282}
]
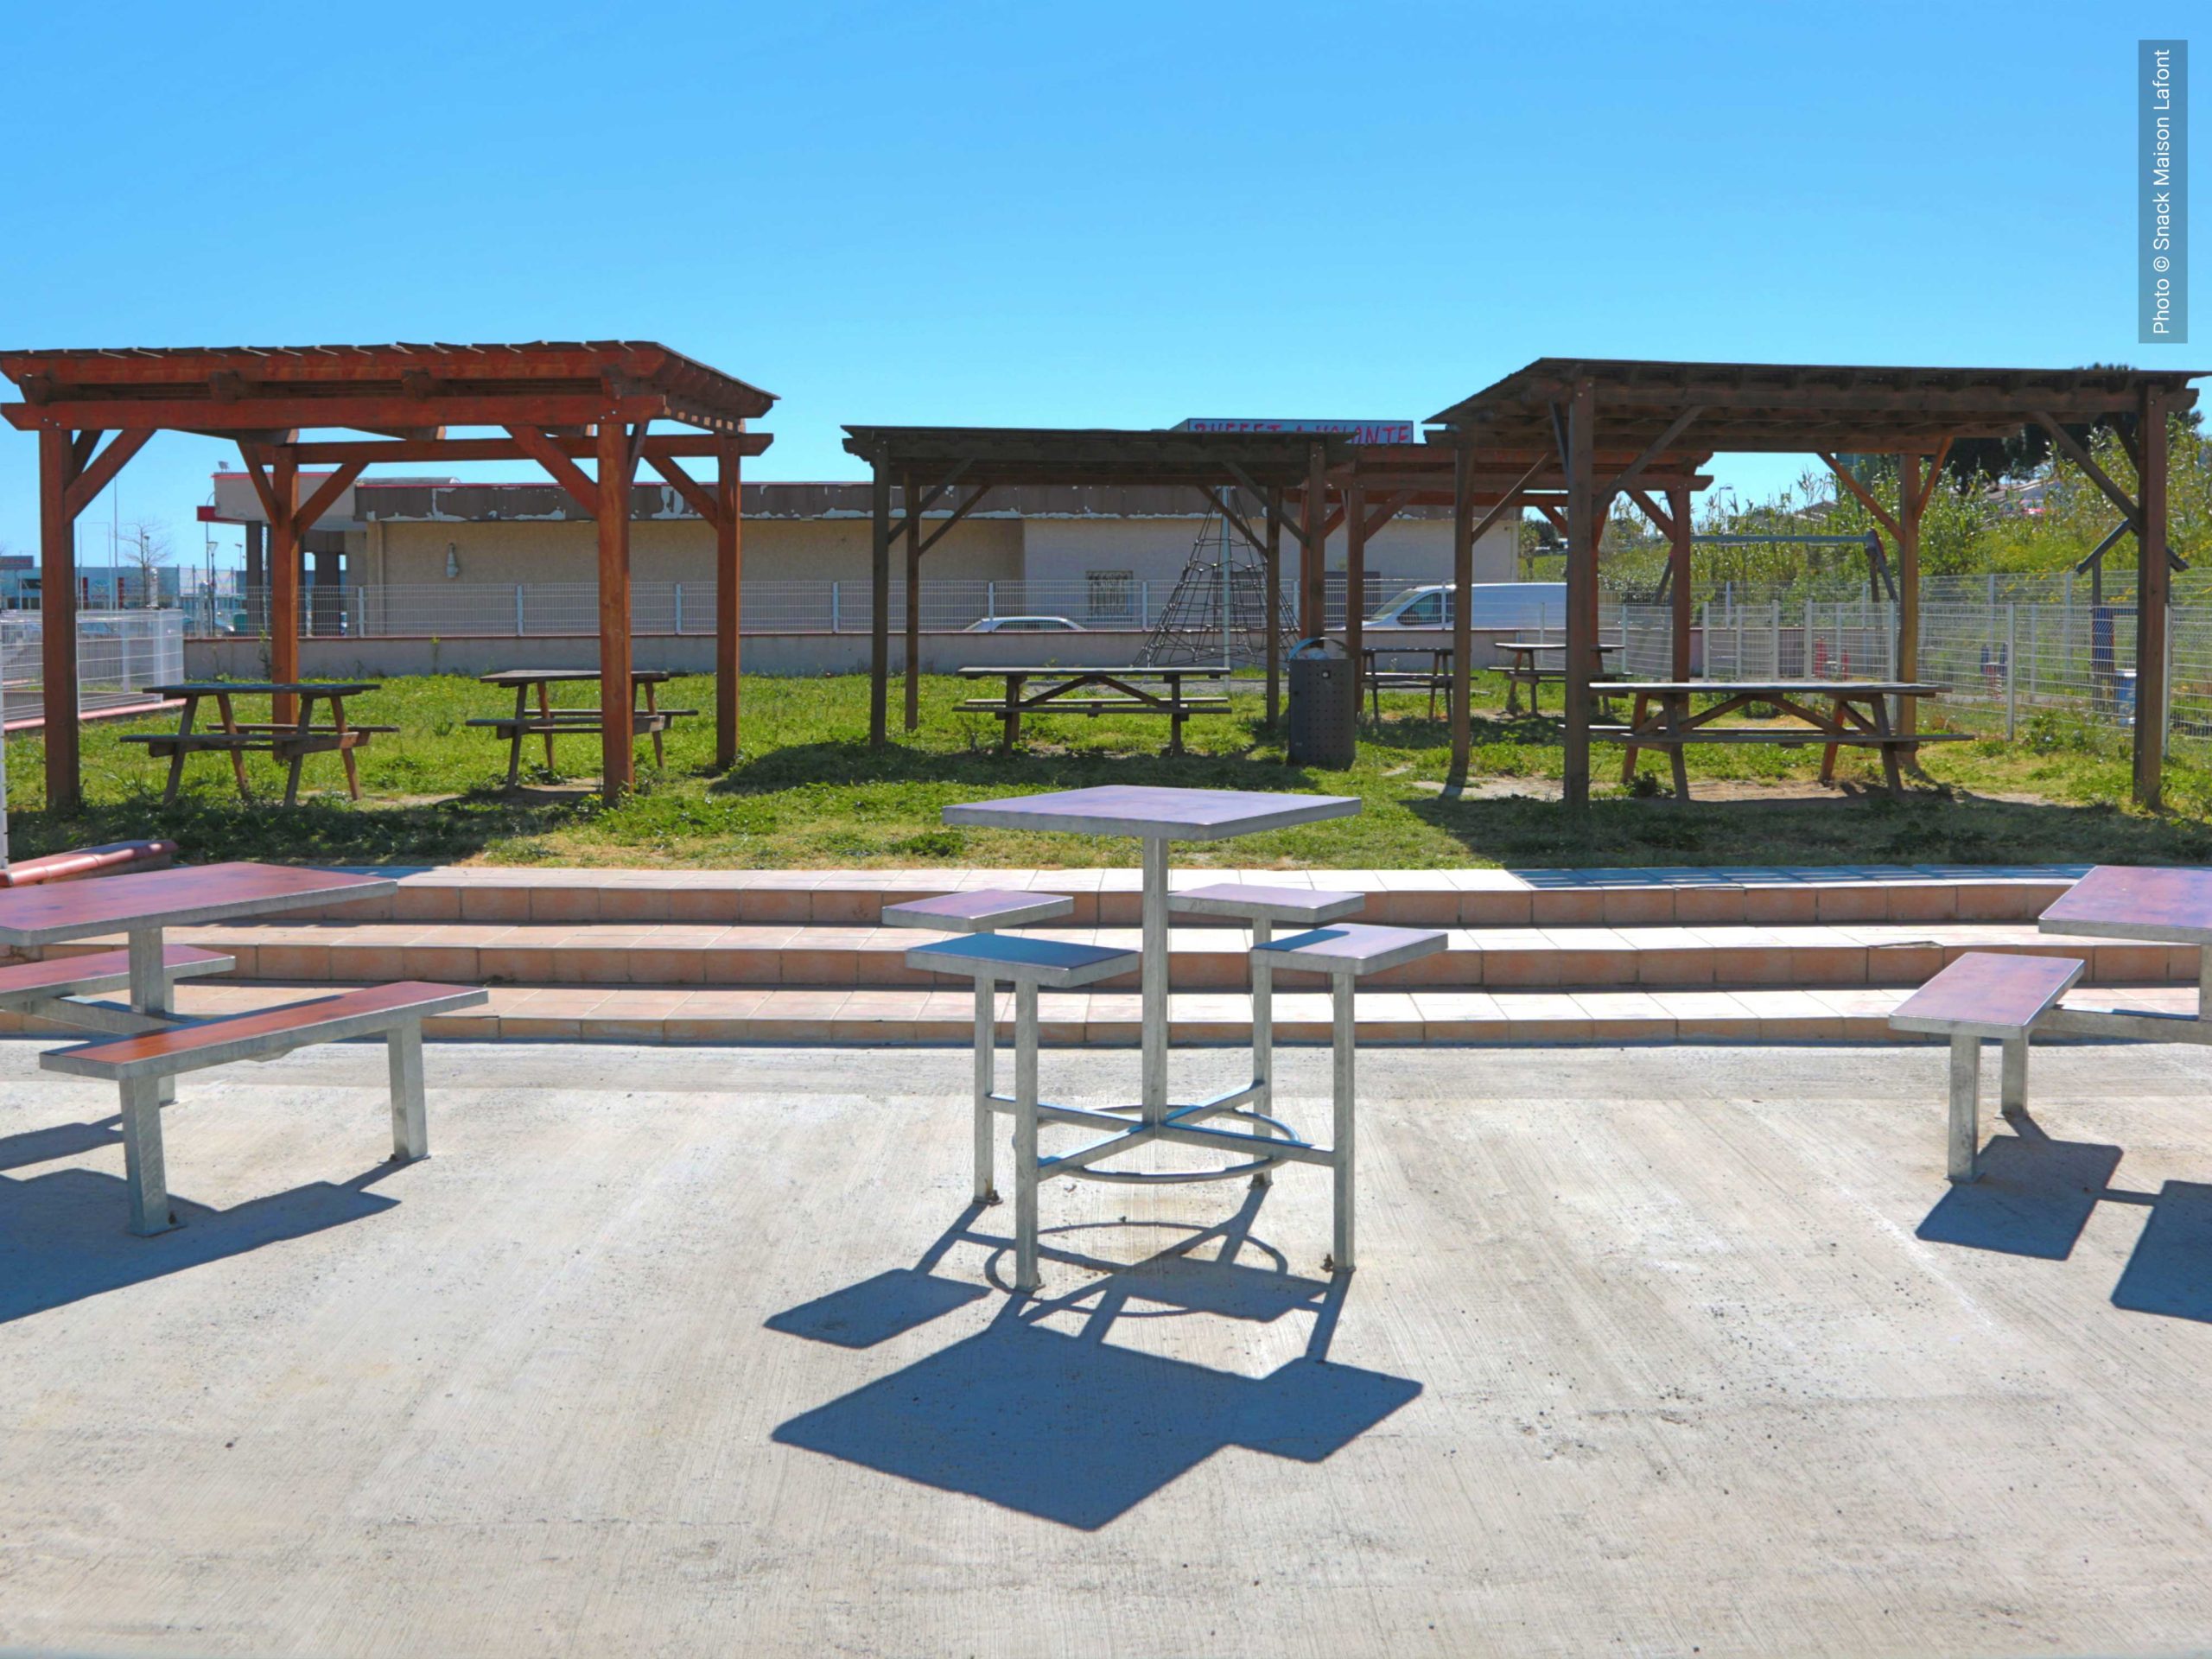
[{"left": 3, "top": 1039, "right": 2212, "bottom": 1658}]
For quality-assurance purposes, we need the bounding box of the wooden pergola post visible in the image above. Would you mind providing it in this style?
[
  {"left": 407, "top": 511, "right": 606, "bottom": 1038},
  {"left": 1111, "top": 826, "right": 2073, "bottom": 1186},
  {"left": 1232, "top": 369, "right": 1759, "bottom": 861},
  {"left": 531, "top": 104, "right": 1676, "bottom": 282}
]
[
  {"left": 36, "top": 429, "right": 79, "bottom": 813},
  {"left": 1561, "top": 381, "right": 1599, "bottom": 809},
  {"left": 2135, "top": 384, "right": 2171, "bottom": 805},
  {"left": 1264, "top": 486, "right": 1283, "bottom": 728},
  {"left": 269, "top": 445, "right": 300, "bottom": 722},
  {"left": 1448, "top": 445, "right": 1475, "bottom": 785},
  {"left": 1344, "top": 479, "right": 1367, "bottom": 689},
  {"left": 1301, "top": 441, "right": 1327, "bottom": 637},
  {"left": 903, "top": 473, "right": 923, "bottom": 732},
  {"left": 1895, "top": 453, "right": 1923, "bottom": 740},
  {"left": 868, "top": 447, "right": 892, "bottom": 748},
  {"left": 596, "top": 421, "right": 636, "bottom": 802},
  {"left": 714, "top": 433, "right": 743, "bottom": 768},
  {"left": 1667, "top": 485, "right": 1694, "bottom": 678}
]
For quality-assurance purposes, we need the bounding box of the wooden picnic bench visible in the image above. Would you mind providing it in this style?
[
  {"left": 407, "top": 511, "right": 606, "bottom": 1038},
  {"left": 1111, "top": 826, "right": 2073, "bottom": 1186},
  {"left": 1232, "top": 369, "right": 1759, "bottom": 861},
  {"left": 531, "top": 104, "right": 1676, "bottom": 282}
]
[
  {"left": 954, "top": 665, "right": 1231, "bottom": 754},
  {"left": 1598, "top": 679, "right": 1961, "bottom": 800},
  {"left": 126, "top": 683, "right": 391, "bottom": 805},
  {"left": 1360, "top": 646, "right": 1452, "bottom": 719},
  {"left": 469, "top": 668, "right": 695, "bottom": 785},
  {"left": 1495, "top": 639, "right": 1624, "bottom": 715}
]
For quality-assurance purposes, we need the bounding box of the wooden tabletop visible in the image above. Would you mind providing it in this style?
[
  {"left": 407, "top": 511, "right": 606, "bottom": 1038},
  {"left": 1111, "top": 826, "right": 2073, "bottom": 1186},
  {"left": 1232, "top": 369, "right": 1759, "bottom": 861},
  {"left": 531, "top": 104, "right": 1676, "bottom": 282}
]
[
  {"left": 2039, "top": 865, "right": 2212, "bottom": 945},
  {"left": 477, "top": 669, "right": 678, "bottom": 687},
  {"left": 1608, "top": 680, "right": 1948, "bottom": 696},
  {"left": 943, "top": 785, "right": 1361, "bottom": 842},
  {"left": 147, "top": 681, "right": 378, "bottom": 698},
  {"left": 954, "top": 664, "right": 1230, "bottom": 678},
  {"left": 0, "top": 861, "right": 396, "bottom": 945},
  {"left": 1496, "top": 640, "right": 1622, "bottom": 654}
]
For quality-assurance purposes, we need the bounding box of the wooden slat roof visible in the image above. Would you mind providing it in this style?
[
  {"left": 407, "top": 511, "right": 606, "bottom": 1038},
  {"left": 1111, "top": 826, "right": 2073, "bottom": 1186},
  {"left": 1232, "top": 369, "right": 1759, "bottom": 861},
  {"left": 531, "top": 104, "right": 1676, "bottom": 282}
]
[
  {"left": 0, "top": 340, "right": 776, "bottom": 429},
  {"left": 1429, "top": 358, "right": 2204, "bottom": 452},
  {"left": 841, "top": 424, "right": 1353, "bottom": 486}
]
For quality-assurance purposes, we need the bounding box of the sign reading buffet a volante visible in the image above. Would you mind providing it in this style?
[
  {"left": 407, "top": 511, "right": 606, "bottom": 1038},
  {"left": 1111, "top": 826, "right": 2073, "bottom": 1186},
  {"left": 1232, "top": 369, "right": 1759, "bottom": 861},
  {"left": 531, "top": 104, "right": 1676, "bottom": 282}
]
[{"left": 1172, "top": 417, "right": 1416, "bottom": 445}]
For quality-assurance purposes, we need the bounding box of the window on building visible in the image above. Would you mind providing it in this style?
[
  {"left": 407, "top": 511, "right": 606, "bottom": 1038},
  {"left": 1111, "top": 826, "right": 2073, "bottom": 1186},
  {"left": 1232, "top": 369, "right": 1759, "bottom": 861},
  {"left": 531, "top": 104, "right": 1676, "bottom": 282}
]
[{"left": 1085, "top": 569, "right": 1136, "bottom": 624}]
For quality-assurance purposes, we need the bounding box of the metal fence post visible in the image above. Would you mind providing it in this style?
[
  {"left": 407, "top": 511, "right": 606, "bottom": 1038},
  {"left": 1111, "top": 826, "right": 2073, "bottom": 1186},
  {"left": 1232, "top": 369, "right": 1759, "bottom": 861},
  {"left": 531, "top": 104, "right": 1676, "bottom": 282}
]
[
  {"left": 514, "top": 585, "right": 524, "bottom": 636},
  {"left": 2005, "top": 602, "right": 2018, "bottom": 740},
  {"left": 674, "top": 583, "right": 684, "bottom": 635},
  {"left": 1141, "top": 580, "right": 1150, "bottom": 627},
  {"left": 2163, "top": 605, "right": 2176, "bottom": 764},
  {"left": 830, "top": 582, "right": 840, "bottom": 633},
  {"left": 986, "top": 580, "right": 996, "bottom": 620}
]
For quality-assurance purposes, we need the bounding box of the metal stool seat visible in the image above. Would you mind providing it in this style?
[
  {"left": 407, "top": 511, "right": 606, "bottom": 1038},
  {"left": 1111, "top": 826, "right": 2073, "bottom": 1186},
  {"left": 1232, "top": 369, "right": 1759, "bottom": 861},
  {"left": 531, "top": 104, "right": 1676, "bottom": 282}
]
[
  {"left": 906, "top": 933, "right": 1138, "bottom": 1292},
  {"left": 880, "top": 889, "right": 1076, "bottom": 932},
  {"left": 1252, "top": 923, "right": 1448, "bottom": 1272}
]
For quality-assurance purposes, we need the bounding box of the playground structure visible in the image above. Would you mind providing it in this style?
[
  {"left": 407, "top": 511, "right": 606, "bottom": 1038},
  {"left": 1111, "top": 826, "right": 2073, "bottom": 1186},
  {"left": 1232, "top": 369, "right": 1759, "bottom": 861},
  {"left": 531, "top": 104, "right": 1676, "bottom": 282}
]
[{"left": 1135, "top": 491, "right": 1300, "bottom": 671}]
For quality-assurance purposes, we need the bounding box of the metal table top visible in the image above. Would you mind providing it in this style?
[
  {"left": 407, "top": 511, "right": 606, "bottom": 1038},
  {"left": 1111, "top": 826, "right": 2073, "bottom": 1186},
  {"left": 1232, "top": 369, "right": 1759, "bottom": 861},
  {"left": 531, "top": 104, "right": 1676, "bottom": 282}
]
[
  {"left": 942, "top": 785, "right": 1362, "bottom": 842},
  {"left": 146, "top": 681, "right": 378, "bottom": 698},
  {"left": 1607, "top": 680, "right": 1948, "bottom": 696},
  {"left": 0, "top": 861, "right": 395, "bottom": 946},
  {"left": 2038, "top": 865, "right": 2212, "bottom": 945}
]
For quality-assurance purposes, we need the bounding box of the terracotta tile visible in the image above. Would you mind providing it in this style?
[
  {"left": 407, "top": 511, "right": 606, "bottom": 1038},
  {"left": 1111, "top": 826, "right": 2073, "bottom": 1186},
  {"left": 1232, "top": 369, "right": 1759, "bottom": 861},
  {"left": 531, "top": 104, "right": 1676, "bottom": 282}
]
[
  {"left": 1596, "top": 887, "right": 1677, "bottom": 925},
  {"left": 1459, "top": 891, "right": 1535, "bottom": 926},
  {"left": 1740, "top": 887, "right": 1821, "bottom": 924},
  {"left": 1789, "top": 947, "right": 1868, "bottom": 986},
  {"left": 1883, "top": 885, "right": 1958, "bottom": 923},
  {"left": 330, "top": 944, "right": 407, "bottom": 982},
  {"left": 255, "top": 944, "right": 330, "bottom": 981},
  {"left": 1670, "top": 887, "right": 1747, "bottom": 925},
  {"left": 458, "top": 887, "right": 535, "bottom": 923},
  {"left": 401, "top": 946, "right": 480, "bottom": 980}
]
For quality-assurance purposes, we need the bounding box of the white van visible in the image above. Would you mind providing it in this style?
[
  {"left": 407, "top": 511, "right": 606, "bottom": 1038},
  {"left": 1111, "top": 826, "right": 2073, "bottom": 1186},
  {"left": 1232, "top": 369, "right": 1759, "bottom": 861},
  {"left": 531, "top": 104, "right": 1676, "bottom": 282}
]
[{"left": 1364, "top": 582, "right": 1568, "bottom": 632}]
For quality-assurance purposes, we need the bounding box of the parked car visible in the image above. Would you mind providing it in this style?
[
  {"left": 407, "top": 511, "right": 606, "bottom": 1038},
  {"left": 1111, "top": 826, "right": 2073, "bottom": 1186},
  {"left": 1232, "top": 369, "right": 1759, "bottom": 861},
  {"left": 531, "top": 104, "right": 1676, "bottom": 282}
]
[
  {"left": 963, "top": 615, "right": 1085, "bottom": 633},
  {"left": 1364, "top": 582, "right": 1569, "bottom": 632}
]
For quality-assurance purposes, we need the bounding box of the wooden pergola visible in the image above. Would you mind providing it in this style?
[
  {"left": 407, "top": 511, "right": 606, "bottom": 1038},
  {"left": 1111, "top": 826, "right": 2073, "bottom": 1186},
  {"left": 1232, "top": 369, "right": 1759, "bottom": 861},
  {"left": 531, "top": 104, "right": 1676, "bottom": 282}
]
[
  {"left": 1429, "top": 359, "right": 2202, "bottom": 808},
  {"left": 840, "top": 426, "right": 1355, "bottom": 745},
  {"left": 1280, "top": 442, "right": 1713, "bottom": 682},
  {"left": 0, "top": 341, "right": 774, "bottom": 810}
]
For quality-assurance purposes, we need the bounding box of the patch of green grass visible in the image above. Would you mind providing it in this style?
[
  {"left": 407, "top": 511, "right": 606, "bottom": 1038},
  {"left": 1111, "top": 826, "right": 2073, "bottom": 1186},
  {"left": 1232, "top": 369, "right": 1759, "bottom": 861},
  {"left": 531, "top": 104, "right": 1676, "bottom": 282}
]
[{"left": 10, "top": 671, "right": 2212, "bottom": 870}]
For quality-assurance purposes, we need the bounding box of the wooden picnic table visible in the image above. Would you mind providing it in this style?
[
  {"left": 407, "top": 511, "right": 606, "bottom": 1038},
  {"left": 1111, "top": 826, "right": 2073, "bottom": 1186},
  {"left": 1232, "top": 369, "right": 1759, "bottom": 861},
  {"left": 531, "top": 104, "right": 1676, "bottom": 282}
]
[
  {"left": 130, "top": 682, "right": 388, "bottom": 806},
  {"left": 954, "top": 665, "right": 1231, "bottom": 754},
  {"left": 1599, "top": 679, "right": 1956, "bottom": 800},
  {"left": 1360, "top": 645, "right": 1452, "bottom": 719},
  {"left": 471, "top": 668, "right": 695, "bottom": 785},
  {"left": 1494, "top": 639, "right": 1624, "bottom": 715}
]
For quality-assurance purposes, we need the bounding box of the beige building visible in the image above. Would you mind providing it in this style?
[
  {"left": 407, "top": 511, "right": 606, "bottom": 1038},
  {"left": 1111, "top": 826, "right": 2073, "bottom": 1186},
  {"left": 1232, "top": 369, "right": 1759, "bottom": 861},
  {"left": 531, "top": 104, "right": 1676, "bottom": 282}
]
[{"left": 209, "top": 470, "right": 1517, "bottom": 631}]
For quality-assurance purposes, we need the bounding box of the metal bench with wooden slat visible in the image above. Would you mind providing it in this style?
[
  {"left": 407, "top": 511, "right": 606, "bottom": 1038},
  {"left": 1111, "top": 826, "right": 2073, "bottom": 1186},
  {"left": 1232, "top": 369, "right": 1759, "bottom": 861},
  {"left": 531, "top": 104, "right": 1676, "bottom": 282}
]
[
  {"left": 0, "top": 944, "right": 234, "bottom": 1016},
  {"left": 1891, "top": 951, "right": 2088, "bottom": 1184},
  {"left": 41, "top": 980, "right": 489, "bottom": 1236}
]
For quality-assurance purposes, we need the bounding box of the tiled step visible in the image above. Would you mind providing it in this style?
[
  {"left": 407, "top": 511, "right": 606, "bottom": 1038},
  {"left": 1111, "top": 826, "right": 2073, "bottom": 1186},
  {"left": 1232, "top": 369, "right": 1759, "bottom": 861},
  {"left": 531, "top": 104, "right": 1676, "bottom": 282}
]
[
  {"left": 66, "top": 918, "right": 2201, "bottom": 994},
  {"left": 296, "top": 864, "right": 2080, "bottom": 929},
  {"left": 5, "top": 980, "right": 2197, "bottom": 1047}
]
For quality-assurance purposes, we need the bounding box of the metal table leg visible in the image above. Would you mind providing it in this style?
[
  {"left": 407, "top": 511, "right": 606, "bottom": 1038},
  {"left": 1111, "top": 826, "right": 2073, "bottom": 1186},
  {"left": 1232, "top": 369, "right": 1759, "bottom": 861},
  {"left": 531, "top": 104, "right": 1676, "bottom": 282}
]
[
  {"left": 126, "top": 925, "right": 175, "bottom": 1108},
  {"left": 1332, "top": 975, "right": 1357, "bottom": 1271},
  {"left": 974, "top": 977, "right": 1000, "bottom": 1203},
  {"left": 119, "top": 1074, "right": 173, "bottom": 1236},
  {"left": 1014, "top": 980, "right": 1041, "bottom": 1293},
  {"left": 1249, "top": 916, "right": 1274, "bottom": 1188},
  {"left": 1141, "top": 836, "right": 1168, "bottom": 1123},
  {"left": 1948, "top": 1033, "right": 1981, "bottom": 1184}
]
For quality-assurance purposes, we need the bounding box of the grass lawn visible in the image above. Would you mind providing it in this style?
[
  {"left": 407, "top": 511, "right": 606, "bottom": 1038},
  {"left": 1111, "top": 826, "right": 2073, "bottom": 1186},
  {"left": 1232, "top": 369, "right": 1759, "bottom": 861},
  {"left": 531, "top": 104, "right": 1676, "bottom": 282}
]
[{"left": 10, "top": 671, "right": 2212, "bottom": 871}]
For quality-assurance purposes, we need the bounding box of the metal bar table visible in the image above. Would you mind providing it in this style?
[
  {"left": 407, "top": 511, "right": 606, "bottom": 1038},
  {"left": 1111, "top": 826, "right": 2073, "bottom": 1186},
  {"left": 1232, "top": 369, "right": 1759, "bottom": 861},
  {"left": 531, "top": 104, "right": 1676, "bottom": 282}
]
[
  {"left": 941, "top": 785, "right": 1359, "bottom": 1135},
  {"left": 2036, "top": 865, "right": 2212, "bottom": 1044}
]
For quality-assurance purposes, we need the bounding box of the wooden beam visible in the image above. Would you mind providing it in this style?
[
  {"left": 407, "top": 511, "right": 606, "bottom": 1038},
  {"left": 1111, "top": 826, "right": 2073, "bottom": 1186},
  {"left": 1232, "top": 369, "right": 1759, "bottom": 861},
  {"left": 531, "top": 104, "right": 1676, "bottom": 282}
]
[
  {"left": 715, "top": 435, "right": 742, "bottom": 768},
  {"left": 1604, "top": 406, "right": 1702, "bottom": 496},
  {"left": 2134, "top": 387, "right": 2171, "bottom": 807},
  {"left": 1448, "top": 451, "right": 1549, "bottom": 785},
  {"left": 38, "top": 429, "right": 79, "bottom": 813},
  {"left": 285, "top": 432, "right": 773, "bottom": 466},
  {"left": 645, "top": 449, "right": 721, "bottom": 528},
  {"left": 1914, "top": 436, "right": 1955, "bottom": 516},
  {"left": 2033, "top": 412, "right": 2140, "bottom": 524},
  {"left": 916, "top": 484, "right": 991, "bottom": 557},
  {"left": 505, "top": 424, "right": 600, "bottom": 514},
  {"left": 1362, "top": 489, "right": 1414, "bottom": 539},
  {"left": 1625, "top": 486, "right": 1675, "bottom": 540},
  {"left": 7, "top": 392, "right": 667, "bottom": 435},
  {"left": 289, "top": 461, "right": 365, "bottom": 537},
  {"left": 1895, "top": 453, "right": 1923, "bottom": 741},
  {"left": 1818, "top": 453, "right": 1905, "bottom": 543},
  {"left": 888, "top": 458, "right": 976, "bottom": 542},
  {"left": 596, "top": 420, "right": 635, "bottom": 803},
  {"left": 234, "top": 441, "right": 283, "bottom": 524},
  {"left": 61, "top": 428, "right": 153, "bottom": 520}
]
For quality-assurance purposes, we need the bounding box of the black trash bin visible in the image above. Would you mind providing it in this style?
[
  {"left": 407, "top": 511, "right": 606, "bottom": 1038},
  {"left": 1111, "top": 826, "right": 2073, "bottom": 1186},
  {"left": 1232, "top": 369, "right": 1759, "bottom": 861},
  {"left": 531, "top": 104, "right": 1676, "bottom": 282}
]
[{"left": 1286, "top": 637, "right": 1357, "bottom": 768}]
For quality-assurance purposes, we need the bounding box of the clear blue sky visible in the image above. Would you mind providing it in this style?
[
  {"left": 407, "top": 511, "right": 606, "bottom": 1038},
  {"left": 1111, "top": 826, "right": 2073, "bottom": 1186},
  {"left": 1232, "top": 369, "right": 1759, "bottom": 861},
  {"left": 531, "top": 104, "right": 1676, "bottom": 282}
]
[{"left": 0, "top": 0, "right": 2196, "bottom": 571}]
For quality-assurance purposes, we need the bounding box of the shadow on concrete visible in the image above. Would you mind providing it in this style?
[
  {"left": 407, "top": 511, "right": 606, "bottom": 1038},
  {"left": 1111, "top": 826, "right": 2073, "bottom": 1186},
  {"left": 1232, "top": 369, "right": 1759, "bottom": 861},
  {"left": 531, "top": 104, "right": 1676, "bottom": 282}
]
[
  {"left": 0, "top": 1115, "right": 123, "bottom": 1173},
  {"left": 2113, "top": 1181, "right": 2212, "bottom": 1323},
  {"left": 770, "top": 1198, "right": 1421, "bottom": 1530},
  {"left": 766, "top": 1268, "right": 990, "bottom": 1349},
  {"left": 0, "top": 1164, "right": 398, "bottom": 1323},
  {"left": 1916, "top": 1127, "right": 2124, "bottom": 1261}
]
